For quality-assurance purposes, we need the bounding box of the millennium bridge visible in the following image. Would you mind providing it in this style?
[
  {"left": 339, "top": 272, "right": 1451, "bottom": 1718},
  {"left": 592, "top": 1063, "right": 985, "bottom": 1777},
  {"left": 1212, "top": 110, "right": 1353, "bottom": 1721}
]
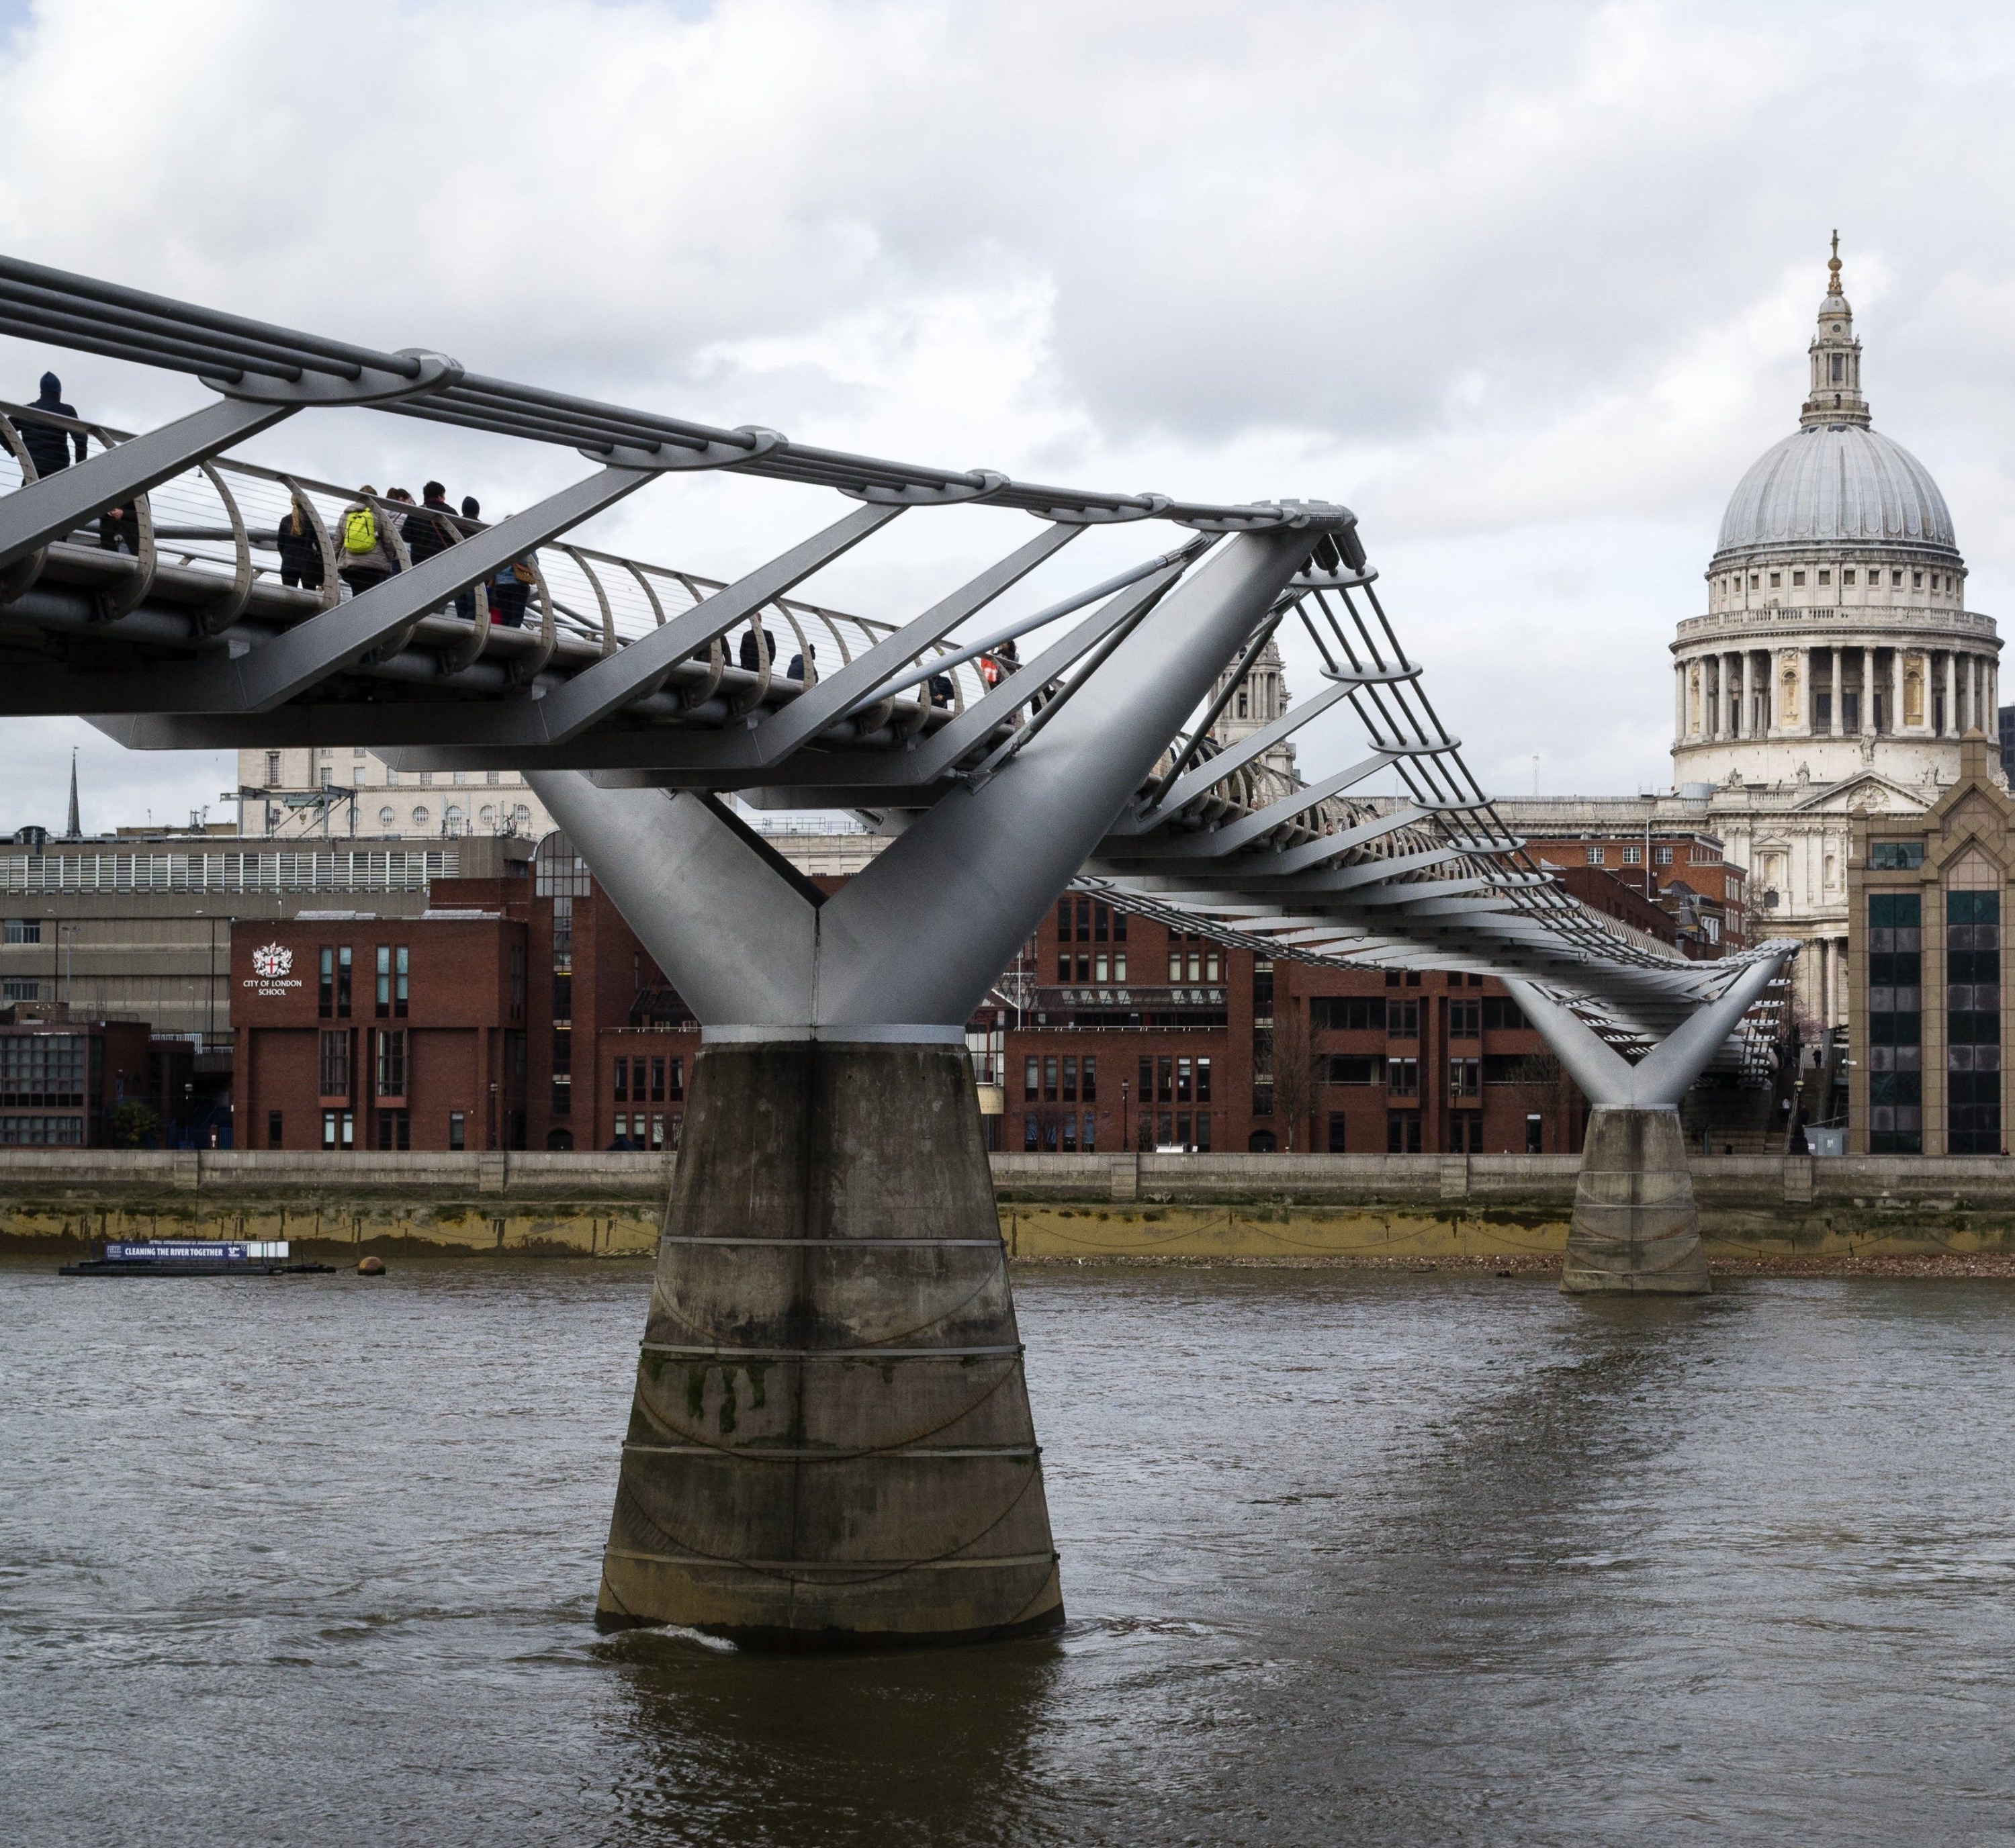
[{"left": 0, "top": 255, "right": 1791, "bottom": 1643}]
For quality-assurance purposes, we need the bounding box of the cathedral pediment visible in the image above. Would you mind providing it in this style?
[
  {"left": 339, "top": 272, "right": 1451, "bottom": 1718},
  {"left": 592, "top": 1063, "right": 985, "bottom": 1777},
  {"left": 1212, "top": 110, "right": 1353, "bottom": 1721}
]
[{"left": 1789, "top": 770, "right": 1934, "bottom": 816}]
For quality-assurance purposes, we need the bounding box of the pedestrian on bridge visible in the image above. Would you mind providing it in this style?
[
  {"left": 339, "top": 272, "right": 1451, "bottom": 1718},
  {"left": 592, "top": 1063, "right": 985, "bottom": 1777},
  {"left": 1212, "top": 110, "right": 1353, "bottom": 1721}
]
[
  {"left": 337, "top": 487, "right": 400, "bottom": 598},
  {"left": 275, "top": 497, "right": 324, "bottom": 591},
  {"left": 452, "top": 495, "right": 483, "bottom": 623},
  {"left": 402, "top": 481, "right": 459, "bottom": 567},
  {"left": 492, "top": 551, "right": 533, "bottom": 629},
  {"left": 787, "top": 641, "right": 816, "bottom": 682},
  {"left": 738, "top": 625, "right": 776, "bottom": 675},
  {"left": 20, "top": 372, "right": 85, "bottom": 477}
]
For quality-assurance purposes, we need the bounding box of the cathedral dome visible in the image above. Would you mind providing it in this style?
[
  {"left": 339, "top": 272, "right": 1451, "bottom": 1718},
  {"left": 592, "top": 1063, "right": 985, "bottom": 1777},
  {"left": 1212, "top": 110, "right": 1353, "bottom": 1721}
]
[{"left": 1713, "top": 422, "right": 1957, "bottom": 562}]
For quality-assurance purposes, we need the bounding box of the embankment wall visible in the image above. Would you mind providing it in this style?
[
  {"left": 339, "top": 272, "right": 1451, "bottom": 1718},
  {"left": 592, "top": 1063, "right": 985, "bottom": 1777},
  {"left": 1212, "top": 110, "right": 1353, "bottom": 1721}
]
[{"left": 5, "top": 1150, "right": 2015, "bottom": 1264}]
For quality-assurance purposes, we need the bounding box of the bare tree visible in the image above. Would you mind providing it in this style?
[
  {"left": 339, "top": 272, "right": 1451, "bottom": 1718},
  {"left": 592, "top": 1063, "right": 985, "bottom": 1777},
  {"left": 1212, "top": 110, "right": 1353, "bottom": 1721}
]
[{"left": 1268, "top": 998, "right": 1321, "bottom": 1152}]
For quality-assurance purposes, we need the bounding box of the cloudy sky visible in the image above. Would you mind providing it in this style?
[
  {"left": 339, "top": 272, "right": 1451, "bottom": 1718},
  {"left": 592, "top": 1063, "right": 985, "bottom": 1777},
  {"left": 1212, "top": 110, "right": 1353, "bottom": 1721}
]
[{"left": 3, "top": 0, "right": 2014, "bottom": 833}]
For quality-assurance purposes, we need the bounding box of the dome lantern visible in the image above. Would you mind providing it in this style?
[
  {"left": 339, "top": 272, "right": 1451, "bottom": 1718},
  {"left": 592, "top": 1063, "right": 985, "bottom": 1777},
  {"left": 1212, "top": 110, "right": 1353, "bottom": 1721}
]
[{"left": 1801, "top": 231, "right": 1869, "bottom": 432}]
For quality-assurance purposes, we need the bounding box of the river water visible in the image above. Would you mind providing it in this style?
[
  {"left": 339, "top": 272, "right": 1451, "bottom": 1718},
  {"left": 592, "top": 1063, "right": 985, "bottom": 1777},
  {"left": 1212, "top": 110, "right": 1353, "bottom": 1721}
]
[{"left": 3, "top": 1258, "right": 2012, "bottom": 1847}]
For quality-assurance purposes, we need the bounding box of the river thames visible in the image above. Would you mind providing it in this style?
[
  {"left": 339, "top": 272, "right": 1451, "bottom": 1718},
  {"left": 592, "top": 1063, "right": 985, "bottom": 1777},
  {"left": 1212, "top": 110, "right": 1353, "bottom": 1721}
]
[{"left": 3, "top": 1258, "right": 2012, "bottom": 1846}]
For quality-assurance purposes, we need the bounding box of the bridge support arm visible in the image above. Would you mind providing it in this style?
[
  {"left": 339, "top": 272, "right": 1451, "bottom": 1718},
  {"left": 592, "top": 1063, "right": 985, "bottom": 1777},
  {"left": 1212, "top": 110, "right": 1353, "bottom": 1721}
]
[
  {"left": 1506, "top": 950, "right": 1795, "bottom": 1296},
  {"left": 0, "top": 398, "right": 292, "bottom": 568}
]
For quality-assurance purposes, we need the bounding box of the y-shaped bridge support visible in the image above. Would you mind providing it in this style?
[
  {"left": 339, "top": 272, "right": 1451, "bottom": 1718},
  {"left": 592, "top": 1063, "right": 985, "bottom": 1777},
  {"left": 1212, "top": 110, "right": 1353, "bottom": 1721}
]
[
  {"left": 527, "top": 526, "right": 1322, "bottom": 1643},
  {"left": 1507, "top": 952, "right": 1793, "bottom": 1296}
]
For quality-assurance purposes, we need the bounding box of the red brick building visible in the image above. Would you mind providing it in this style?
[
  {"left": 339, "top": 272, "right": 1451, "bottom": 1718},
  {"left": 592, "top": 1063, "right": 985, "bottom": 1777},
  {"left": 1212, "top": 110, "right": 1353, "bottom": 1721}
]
[
  {"left": 0, "top": 1012, "right": 181, "bottom": 1146},
  {"left": 232, "top": 895, "right": 531, "bottom": 1152},
  {"left": 1003, "top": 894, "right": 1582, "bottom": 1156},
  {"left": 232, "top": 836, "right": 1592, "bottom": 1158}
]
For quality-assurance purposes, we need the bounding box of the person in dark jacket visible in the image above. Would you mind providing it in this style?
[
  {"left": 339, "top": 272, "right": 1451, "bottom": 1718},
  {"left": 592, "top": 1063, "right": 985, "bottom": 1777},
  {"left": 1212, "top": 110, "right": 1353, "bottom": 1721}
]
[
  {"left": 402, "top": 480, "right": 458, "bottom": 566},
  {"left": 97, "top": 501, "right": 140, "bottom": 555},
  {"left": 275, "top": 497, "right": 324, "bottom": 590},
  {"left": 737, "top": 626, "right": 776, "bottom": 674},
  {"left": 453, "top": 495, "right": 482, "bottom": 622},
  {"left": 21, "top": 372, "right": 85, "bottom": 477},
  {"left": 787, "top": 642, "right": 816, "bottom": 682}
]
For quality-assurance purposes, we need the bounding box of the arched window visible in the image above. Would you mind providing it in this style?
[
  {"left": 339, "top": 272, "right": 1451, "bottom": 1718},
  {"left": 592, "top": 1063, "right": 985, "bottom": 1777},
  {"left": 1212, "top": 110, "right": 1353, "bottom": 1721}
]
[
  {"left": 377, "top": 806, "right": 396, "bottom": 830},
  {"left": 443, "top": 804, "right": 465, "bottom": 835},
  {"left": 411, "top": 806, "right": 430, "bottom": 830}
]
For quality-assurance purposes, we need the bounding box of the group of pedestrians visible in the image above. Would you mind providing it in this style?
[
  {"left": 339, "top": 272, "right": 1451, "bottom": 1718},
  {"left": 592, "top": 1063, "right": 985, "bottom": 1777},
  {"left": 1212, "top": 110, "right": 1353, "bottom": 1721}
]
[{"left": 320, "top": 479, "right": 533, "bottom": 626}]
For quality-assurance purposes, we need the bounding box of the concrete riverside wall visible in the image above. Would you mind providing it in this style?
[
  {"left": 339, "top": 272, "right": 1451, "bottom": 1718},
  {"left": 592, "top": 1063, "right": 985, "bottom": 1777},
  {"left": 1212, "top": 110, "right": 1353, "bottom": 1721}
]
[{"left": 7, "top": 1150, "right": 2015, "bottom": 1264}]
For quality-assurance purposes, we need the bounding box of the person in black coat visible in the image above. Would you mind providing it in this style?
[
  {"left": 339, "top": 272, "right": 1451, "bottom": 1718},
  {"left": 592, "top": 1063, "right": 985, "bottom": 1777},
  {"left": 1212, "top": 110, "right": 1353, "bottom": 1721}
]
[
  {"left": 275, "top": 498, "right": 324, "bottom": 590},
  {"left": 737, "top": 626, "right": 776, "bottom": 674},
  {"left": 21, "top": 372, "right": 85, "bottom": 477},
  {"left": 401, "top": 480, "right": 459, "bottom": 565},
  {"left": 453, "top": 496, "right": 482, "bottom": 622}
]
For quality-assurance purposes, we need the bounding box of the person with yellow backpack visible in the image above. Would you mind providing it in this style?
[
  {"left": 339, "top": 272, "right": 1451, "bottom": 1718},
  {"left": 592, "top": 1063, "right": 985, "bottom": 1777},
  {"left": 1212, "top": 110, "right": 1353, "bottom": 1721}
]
[{"left": 337, "top": 486, "right": 402, "bottom": 598}]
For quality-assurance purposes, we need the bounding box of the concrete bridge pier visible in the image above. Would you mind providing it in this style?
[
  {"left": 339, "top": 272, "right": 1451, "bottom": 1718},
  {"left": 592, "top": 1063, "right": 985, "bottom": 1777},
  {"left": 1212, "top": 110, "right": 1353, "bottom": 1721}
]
[
  {"left": 1509, "top": 953, "right": 1793, "bottom": 1297},
  {"left": 1562, "top": 1107, "right": 1710, "bottom": 1295},
  {"left": 598, "top": 1033, "right": 1061, "bottom": 1642}
]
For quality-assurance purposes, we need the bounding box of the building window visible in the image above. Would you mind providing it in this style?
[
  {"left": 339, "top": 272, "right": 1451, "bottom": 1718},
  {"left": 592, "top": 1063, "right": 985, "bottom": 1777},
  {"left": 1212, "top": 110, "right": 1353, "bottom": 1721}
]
[
  {"left": 1584, "top": 845, "right": 1604, "bottom": 865},
  {"left": 1654, "top": 846, "right": 1674, "bottom": 866},
  {"left": 1818, "top": 569, "right": 1830, "bottom": 586},
  {"left": 319, "top": 1029, "right": 351, "bottom": 1098},
  {"left": 412, "top": 806, "right": 430, "bottom": 830},
  {"left": 1769, "top": 572, "right": 1781, "bottom": 588},
  {"left": 1913, "top": 571, "right": 1924, "bottom": 588},
  {"left": 1869, "top": 841, "right": 1926, "bottom": 870},
  {"left": 337, "top": 945, "right": 352, "bottom": 1017},
  {"left": 322, "top": 1109, "right": 354, "bottom": 1150},
  {"left": 1621, "top": 845, "right": 1642, "bottom": 865},
  {"left": 1386, "top": 1112, "right": 1421, "bottom": 1154},
  {"left": 1946, "top": 889, "right": 2000, "bottom": 1155},
  {"left": 551, "top": 1074, "right": 571, "bottom": 1115},
  {"left": 1449, "top": 999, "right": 1480, "bottom": 1039},
  {"left": 449, "top": 1111, "right": 465, "bottom": 1152},
  {"left": 375, "top": 1028, "right": 406, "bottom": 1099},
  {"left": 1024, "top": 1056, "right": 1038, "bottom": 1103},
  {"left": 1448, "top": 1112, "right": 1483, "bottom": 1153},
  {"left": 1892, "top": 570, "right": 1904, "bottom": 587},
  {"left": 1192, "top": 1058, "right": 1206, "bottom": 1103},
  {"left": 1387, "top": 1057, "right": 1419, "bottom": 1097},
  {"left": 614, "top": 1056, "right": 628, "bottom": 1102},
  {"left": 267, "top": 1109, "right": 283, "bottom": 1149},
  {"left": 376, "top": 945, "right": 391, "bottom": 1016},
  {"left": 1866, "top": 892, "right": 1922, "bottom": 1155},
  {"left": 649, "top": 1056, "right": 665, "bottom": 1102},
  {"left": 1327, "top": 1113, "right": 1348, "bottom": 1152},
  {"left": 1062, "top": 1056, "right": 1078, "bottom": 1103},
  {"left": 1449, "top": 1057, "right": 1481, "bottom": 1101},
  {"left": 3, "top": 919, "right": 40, "bottom": 945},
  {"left": 0, "top": 978, "right": 40, "bottom": 1003},
  {"left": 319, "top": 945, "right": 334, "bottom": 1017},
  {"left": 1388, "top": 999, "right": 1419, "bottom": 1039},
  {"left": 1792, "top": 569, "right": 1805, "bottom": 587},
  {"left": 666, "top": 1058, "right": 684, "bottom": 1101},
  {"left": 375, "top": 1109, "right": 410, "bottom": 1150},
  {"left": 1043, "top": 1056, "right": 1059, "bottom": 1103}
]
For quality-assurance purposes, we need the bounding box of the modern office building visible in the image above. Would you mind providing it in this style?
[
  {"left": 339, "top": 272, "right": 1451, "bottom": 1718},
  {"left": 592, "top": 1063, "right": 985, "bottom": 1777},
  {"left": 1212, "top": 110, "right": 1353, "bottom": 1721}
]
[{"left": 1848, "top": 734, "right": 2014, "bottom": 1155}]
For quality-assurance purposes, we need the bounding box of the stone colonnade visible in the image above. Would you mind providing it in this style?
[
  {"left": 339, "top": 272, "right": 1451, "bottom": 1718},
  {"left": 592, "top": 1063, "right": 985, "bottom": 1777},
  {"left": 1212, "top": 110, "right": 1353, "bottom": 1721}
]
[{"left": 1676, "top": 643, "right": 1999, "bottom": 743}]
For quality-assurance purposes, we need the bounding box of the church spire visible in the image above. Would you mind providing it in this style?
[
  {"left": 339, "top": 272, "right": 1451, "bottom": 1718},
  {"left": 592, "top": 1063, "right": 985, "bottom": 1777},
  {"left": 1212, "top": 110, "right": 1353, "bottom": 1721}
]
[
  {"left": 1801, "top": 230, "right": 1869, "bottom": 430},
  {"left": 64, "top": 747, "right": 80, "bottom": 839}
]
